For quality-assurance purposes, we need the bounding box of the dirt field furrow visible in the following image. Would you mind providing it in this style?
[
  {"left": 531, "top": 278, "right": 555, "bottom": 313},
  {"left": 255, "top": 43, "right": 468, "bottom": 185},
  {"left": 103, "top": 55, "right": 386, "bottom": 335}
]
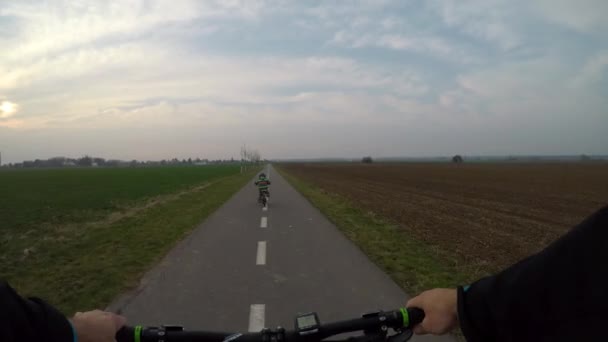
[{"left": 282, "top": 163, "right": 608, "bottom": 278}]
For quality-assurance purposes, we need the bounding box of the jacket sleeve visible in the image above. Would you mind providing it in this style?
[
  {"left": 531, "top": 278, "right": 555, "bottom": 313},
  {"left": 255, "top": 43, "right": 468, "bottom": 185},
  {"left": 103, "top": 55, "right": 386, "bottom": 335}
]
[
  {"left": 457, "top": 205, "right": 608, "bottom": 341},
  {"left": 0, "top": 281, "right": 73, "bottom": 342}
]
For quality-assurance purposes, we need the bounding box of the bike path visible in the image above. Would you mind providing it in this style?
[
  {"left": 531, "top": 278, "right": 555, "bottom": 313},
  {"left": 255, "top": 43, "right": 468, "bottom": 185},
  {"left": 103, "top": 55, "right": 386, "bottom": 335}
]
[{"left": 109, "top": 165, "right": 454, "bottom": 341}]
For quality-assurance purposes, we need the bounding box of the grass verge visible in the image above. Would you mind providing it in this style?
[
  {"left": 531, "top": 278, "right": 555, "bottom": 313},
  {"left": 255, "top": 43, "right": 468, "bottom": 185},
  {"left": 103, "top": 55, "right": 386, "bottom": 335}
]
[
  {"left": 6, "top": 169, "right": 259, "bottom": 314},
  {"left": 277, "top": 166, "right": 469, "bottom": 295}
]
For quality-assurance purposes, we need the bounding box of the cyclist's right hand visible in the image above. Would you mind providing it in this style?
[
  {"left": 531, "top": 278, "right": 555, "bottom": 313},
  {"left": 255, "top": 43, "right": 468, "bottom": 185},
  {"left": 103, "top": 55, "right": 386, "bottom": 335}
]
[
  {"left": 406, "top": 288, "right": 458, "bottom": 335},
  {"left": 71, "top": 310, "right": 126, "bottom": 342}
]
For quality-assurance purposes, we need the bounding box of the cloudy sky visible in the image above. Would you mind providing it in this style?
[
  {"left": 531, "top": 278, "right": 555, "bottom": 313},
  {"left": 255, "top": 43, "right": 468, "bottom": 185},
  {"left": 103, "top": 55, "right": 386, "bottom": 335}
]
[{"left": 0, "top": 0, "right": 607, "bottom": 163}]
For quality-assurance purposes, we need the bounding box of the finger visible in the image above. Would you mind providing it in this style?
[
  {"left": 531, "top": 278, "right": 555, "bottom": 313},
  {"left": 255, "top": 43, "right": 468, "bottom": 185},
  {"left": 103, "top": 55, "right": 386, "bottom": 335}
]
[
  {"left": 413, "top": 325, "right": 427, "bottom": 335},
  {"left": 406, "top": 294, "right": 423, "bottom": 308},
  {"left": 111, "top": 314, "right": 127, "bottom": 330},
  {"left": 414, "top": 316, "right": 429, "bottom": 334}
]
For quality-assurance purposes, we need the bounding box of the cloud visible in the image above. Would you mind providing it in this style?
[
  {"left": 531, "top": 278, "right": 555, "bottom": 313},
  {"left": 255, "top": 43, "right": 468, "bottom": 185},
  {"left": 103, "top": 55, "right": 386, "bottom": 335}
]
[
  {"left": 427, "top": 0, "right": 522, "bottom": 50},
  {"left": 441, "top": 55, "right": 608, "bottom": 139},
  {"left": 1, "top": 44, "right": 162, "bottom": 91},
  {"left": 324, "top": 3, "right": 482, "bottom": 63},
  {"left": 571, "top": 50, "right": 608, "bottom": 88},
  {"left": 331, "top": 30, "right": 477, "bottom": 64},
  {"left": 534, "top": 0, "right": 608, "bottom": 33},
  {"left": 0, "top": 0, "right": 275, "bottom": 64},
  {"left": 1, "top": 1, "right": 197, "bottom": 62},
  {"left": 3, "top": 42, "right": 429, "bottom": 130}
]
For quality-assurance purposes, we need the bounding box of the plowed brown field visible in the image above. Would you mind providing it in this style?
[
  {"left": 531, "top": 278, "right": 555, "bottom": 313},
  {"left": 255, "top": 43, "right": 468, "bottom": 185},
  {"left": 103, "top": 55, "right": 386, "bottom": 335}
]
[{"left": 281, "top": 163, "right": 608, "bottom": 277}]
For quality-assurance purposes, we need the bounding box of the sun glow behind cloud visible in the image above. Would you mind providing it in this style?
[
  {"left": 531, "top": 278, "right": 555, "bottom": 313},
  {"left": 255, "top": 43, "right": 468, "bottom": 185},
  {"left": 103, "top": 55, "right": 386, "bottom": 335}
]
[{"left": 0, "top": 101, "right": 18, "bottom": 119}]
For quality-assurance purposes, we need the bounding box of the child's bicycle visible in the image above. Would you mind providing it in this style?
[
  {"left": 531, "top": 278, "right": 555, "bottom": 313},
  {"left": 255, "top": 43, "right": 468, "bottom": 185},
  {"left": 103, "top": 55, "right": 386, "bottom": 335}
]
[{"left": 258, "top": 190, "right": 269, "bottom": 208}]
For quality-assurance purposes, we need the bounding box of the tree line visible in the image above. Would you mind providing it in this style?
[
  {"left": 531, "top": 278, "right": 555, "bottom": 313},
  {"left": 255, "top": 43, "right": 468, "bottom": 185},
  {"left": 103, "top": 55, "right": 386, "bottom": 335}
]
[{"left": 2, "top": 156, "right": 246, "bottom": 168}]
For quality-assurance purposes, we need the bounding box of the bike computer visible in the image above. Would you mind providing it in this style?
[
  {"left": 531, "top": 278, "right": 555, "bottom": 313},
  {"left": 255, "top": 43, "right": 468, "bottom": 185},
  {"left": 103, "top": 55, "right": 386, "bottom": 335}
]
[{"left": 295, "top": 312, "right": 320, "bottom": 336}]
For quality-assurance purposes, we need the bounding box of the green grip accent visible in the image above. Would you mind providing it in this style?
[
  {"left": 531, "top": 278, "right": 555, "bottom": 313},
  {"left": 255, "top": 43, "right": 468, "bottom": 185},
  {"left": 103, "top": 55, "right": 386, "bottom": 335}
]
[
  {"left": 135, "top": 326, "right": 142, "bottom": 342},
  {"left": 400, "top": 308, "right": 409, "bottom": 328}
]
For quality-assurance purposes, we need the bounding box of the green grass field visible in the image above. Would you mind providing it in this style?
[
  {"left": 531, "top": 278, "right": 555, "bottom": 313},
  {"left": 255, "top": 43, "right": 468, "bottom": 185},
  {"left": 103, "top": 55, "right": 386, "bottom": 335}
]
[
  {"left": 1, "top": 166, "right": 241, "bottom": 231},
  {"left": 0, "top": 165, "right": 257, "bottom": 314}
]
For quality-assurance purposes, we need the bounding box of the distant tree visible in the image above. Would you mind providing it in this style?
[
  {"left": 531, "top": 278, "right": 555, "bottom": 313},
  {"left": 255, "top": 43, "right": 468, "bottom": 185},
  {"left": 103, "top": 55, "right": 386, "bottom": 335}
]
[
  {"left": 580, "top": 154, "right": 591, "bottom": 161},
  {"left": 78, "top": 155, "right": 93, "bottom": 167},
  {"left": 48, "top": 157, "right": 66, "bottom": 167},
  {"left": 452, "top": 155, "right": 464, "bottom": 164},
  {"left": 130, "top": 160, "right": 138, "bottom": 167},
  {"left": 93, "top": 157, "right": 106, "bottom": 166},
  {"left": 250, "top": 150, "right": 261, "bottom": 164},
  {"left": 188, "top": 158, "right": 193, "bottom": 164},
  {"left": 160, "top": 159, "right": 167, "bottom": 165},
  {"left": 362, "top": 156, "right": 373, "bottom": 164}
]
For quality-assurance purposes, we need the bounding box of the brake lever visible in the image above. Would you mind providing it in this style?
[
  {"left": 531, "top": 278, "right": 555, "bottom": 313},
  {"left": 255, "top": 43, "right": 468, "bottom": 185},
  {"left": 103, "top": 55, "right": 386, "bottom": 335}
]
[
  {"left": 386, "top": 330, "right": 413, "bottom": 342},
  {"left": 325, "top": 329, "right": 414, "bottom": 342},
  {"left": 325, "top": 333, "right": 385, "bottom": 342}
]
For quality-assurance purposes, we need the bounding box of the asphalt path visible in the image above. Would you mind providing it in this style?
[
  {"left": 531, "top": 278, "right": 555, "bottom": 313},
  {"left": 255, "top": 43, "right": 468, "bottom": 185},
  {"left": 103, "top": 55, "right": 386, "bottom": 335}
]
[{"left": 109, "top": 165, "right": 454, "bottom": 342}]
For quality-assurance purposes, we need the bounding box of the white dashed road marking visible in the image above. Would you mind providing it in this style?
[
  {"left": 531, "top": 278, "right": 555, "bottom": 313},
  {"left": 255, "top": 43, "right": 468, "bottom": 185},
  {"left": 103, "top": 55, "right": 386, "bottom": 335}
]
[
  {"left": 248, "top": 304, "right": 265, "bottom": 332},
  {"left": 256, "top": 241, "right": 267, "bottom": 265},
  {"left": 260, "top": 217, "right": 268, "bottom": 228}
]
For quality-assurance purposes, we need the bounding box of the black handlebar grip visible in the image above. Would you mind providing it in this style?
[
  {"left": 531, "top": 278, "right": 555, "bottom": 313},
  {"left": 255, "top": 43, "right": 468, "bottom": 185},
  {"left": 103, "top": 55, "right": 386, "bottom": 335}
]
[
  {"left": 407, "top": 308, "right": 425, "bottom": 327},
  {"left": 116, "top": 326, "right": 135, "bottom": 342}
]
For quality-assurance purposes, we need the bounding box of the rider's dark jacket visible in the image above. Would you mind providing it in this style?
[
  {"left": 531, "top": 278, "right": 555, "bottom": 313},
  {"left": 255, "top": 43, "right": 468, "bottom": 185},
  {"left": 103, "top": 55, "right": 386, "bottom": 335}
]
[
  {"left": 458, "top": 205, "right": 608, "bottom": 341},
  {"left": 0, "top": 280, "right": 73, "bottom": 342}
]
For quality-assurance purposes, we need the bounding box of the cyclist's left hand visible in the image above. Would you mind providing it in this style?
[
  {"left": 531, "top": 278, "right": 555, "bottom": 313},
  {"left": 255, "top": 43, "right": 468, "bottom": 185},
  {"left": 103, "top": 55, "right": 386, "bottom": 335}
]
[{"left": 70, "top": 310, "right": 126, "bottom": 342}]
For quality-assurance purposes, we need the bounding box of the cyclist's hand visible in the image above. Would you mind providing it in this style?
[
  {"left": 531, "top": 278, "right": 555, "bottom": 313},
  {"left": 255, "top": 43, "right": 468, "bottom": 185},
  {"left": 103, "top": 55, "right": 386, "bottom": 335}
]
[
  {"left": 70, "top": 310, "right": 126, "bottom": 342},
  {"left": 406, "top": 288, "right": 458, "bottom": 335}
]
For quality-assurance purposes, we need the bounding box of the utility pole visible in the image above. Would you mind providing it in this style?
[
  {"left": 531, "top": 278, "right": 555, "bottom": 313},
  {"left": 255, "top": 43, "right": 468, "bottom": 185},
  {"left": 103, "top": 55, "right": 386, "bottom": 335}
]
[{"left": 241, "top": 144, "right": 248, "bottom": 174}]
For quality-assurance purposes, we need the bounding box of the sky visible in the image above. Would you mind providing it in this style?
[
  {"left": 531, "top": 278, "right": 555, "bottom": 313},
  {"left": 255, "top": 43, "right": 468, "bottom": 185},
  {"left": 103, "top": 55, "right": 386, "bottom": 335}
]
[{"left": 0, "top": 0, "right": 607, "bottom": 163}]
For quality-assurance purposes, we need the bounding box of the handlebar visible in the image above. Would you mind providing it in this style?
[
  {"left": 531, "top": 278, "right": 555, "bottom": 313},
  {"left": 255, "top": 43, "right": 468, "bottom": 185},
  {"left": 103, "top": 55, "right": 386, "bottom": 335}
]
[{"left": 116, "top": 308, "right": 424, "bottom": 342}]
